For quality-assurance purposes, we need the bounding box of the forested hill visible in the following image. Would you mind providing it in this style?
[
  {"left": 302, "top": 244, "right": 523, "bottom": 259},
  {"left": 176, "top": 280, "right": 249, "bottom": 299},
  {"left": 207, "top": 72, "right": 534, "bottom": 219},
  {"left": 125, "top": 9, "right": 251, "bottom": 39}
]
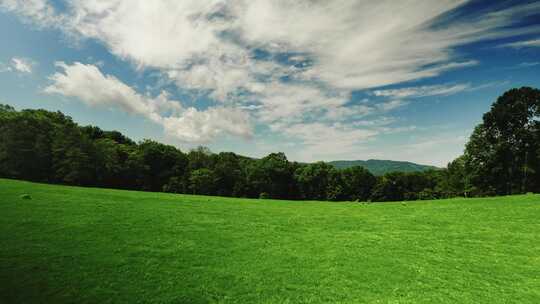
[
  {"left": 1, "top": 87, "right": 539, "bottom": 201},
  {"left": 328, "top": 160, "right": 439, "bottom": 175}
]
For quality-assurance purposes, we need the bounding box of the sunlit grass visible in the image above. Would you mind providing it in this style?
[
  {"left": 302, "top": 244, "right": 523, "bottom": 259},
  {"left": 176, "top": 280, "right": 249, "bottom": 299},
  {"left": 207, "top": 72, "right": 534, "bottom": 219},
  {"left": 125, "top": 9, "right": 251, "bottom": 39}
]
[{"left": 1, "top": 178, "right": 539, "bottom": 303}]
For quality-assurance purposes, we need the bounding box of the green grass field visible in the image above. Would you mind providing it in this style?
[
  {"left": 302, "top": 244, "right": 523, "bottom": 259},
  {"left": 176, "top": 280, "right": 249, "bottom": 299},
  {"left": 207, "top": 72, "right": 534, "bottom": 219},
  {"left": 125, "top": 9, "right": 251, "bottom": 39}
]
[{"left": 1, "top": 178, "right": 539, "bottom": 303}]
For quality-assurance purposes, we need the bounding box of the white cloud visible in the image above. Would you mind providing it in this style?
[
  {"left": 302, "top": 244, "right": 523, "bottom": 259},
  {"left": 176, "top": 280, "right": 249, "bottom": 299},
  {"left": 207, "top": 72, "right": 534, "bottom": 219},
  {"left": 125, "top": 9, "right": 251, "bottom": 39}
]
[
  {"left": 500, "top": 38, "right": 540, "bottom": 49},
  {"left": 44, "top": 62, "right": 252, "bottom": 143},
  {"left": 272, "top": 122, "right": 378, "bottom": 161},
  {"left": 254, "top": 82, "right": 349, "bottom": 123},
  {"left": 317, "top": 133, "right": 468, "bottom": 166},
  {"left": 66, "top": 1, "right": 228, "bottom": 69},
  {"left": 11, "top": 57, "right": 34, "bottom": 73},
  {"left": 4, "top": 1, "right": 540, "bottom": 162},
  {"left": 162, "top": 107, "right": 252, "bottom": 142},
  {"left": 45, "top": 62, "right": 159, "bottom": 116},
  {"left": 324, "top": 104, "right": 374, "bottom": 121},
  {"left": 378, "top": 125, "right": 417, "bottom": 134},
  {"left": 0, "top": 57, "right": 35, "bottom": 74},
  {"left": 376, "top": 100, "right": 408, "bottom": 112},
  {"left": 373, "top": 83, "right": 471, "bottom": 98},
  {"left": 4, "top": 1, "right": 537, "bottom": 97},
  {"left": 323, "top": 99, "right": 408, "bottom": 123},
  {"left": 391, "top": 135, "right": 468, "bottom": 166},
  {"left": 353, "top": 117, "right": 397, "bottom": 127},
  {"left": 0, "top": 0, "right": 59, "bottom": 26}
]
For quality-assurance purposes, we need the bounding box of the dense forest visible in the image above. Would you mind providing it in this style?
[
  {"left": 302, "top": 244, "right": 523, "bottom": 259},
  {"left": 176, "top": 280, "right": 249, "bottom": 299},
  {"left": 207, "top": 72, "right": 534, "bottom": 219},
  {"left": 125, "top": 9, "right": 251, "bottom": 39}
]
[{"left": 1, "top": 87, "right": 539, "bottom": 202}]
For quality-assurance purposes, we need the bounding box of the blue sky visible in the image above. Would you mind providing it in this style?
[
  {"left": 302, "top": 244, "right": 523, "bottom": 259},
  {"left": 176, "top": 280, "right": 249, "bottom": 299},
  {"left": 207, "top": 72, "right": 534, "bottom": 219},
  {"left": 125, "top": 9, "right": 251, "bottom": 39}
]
[{"left": 0, "top": 0, "right": 539, "bottom": 166}]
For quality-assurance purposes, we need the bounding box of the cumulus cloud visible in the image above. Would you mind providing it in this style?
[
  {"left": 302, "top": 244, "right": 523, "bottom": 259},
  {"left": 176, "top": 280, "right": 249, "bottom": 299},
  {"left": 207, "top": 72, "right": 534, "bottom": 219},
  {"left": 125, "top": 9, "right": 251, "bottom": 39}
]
[
  {"left": 45, "top": 62, "right": 164, "bottom": 117},
  {"left": 44, "top": 62, "right": 252, "bottom": 142},
  {"left": 162, "top": 107, "right": 252, "bottom": 142}
]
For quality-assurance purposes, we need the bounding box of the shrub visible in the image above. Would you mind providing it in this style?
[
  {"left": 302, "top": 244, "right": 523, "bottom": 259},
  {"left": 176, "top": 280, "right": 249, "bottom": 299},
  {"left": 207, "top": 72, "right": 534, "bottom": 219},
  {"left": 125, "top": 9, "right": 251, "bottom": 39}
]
[{"left": 418, "top": 189, "right": 436, "bottom": 200}]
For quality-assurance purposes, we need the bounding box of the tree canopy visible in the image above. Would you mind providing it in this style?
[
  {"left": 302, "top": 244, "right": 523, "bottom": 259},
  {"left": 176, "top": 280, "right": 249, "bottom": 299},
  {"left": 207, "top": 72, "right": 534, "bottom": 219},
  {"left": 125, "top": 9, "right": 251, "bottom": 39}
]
[
  {"left": 1, "top": 87, "right": 538, "bottom": 202},
  {"left": 463, "top": 87, "right": 540, "bottom": 195}
]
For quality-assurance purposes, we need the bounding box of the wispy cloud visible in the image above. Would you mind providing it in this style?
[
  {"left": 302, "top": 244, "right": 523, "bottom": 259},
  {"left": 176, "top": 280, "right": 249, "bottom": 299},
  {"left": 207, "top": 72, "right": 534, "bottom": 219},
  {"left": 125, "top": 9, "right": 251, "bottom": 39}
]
[
  {"left": 518, "top": 62, "right": 540, "bottom": 68},
  {"left": 373, "top": 80, "right": 513, "bottom": 99},
  {"left": 5, "top": 1, "right": 538, "bottom": 91},
  {"left": 376, "top": 100, "right": 408, "bottom": 112},
  {"left": 271, "top": 122, "right": 379, "bottom": 161},
  {"left": 0, "top": 57, "right": 34, "bottom": 73},
  {"left": 11, "top": 57, "right": 34, "bottom": 73},
  {"left": 499, "top": 38, "right": 540, "bottom": 49},
  {"left": 373, "top": 83, "right": 471, "bottom": 99},
  {"left": 0, "top": 0, "right": 59, "bottom": 26}
]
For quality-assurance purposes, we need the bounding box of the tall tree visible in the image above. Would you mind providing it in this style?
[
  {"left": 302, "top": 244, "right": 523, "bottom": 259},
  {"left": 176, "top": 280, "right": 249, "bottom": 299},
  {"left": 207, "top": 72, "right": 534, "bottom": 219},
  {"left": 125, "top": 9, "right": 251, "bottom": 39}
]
[
  {"left": 340, "top": 166, "right": 377, "bottom": 201},
  {"left": 464, "top": 87, "right": 540, "bottom": 194},
  {"left": 247, "top": 153, "right": 295, "bottom": 199},
  {"left": 213, "top": 152, "right": 243, "bottom": 197},
  {"left": 138, "top": 140, "right": 188, "bottom": 192},
  {"left": 189, "top": 168, "right": 217, "bottom": 195},
  {"left": 0, "top": 109, "right": 64, "bottom": 182},
  {"left": 295, "top": 162, "right": 340, "bottom": 200}
]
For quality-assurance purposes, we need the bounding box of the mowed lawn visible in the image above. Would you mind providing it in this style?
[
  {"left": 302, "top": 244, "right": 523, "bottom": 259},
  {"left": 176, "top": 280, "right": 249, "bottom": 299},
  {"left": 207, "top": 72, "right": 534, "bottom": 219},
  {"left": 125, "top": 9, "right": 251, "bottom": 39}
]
[{"left": 0, "top": 179, "right": 539, "bottom": 303}]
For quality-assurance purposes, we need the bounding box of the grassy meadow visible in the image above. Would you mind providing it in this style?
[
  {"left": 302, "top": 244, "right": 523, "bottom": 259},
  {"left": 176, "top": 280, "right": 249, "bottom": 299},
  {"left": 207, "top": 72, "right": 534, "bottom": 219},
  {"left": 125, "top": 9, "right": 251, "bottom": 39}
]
[{"left": 0, "top": 178, "right": 539, "bottom": 303}]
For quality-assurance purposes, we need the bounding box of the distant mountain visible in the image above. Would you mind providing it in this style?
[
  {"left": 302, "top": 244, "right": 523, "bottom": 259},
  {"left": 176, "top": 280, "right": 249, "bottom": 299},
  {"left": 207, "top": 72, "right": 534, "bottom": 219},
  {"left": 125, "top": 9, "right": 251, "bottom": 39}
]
[{"left": 328, "top": 159, "right": 439, "bottom": 176}]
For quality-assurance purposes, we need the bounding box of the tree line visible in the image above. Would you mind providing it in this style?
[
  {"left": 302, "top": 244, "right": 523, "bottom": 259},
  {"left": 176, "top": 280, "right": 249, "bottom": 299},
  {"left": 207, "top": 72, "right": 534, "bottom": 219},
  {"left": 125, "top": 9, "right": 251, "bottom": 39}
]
[{"left": 1, "top": 87, "right": 538, "bottom": 201}]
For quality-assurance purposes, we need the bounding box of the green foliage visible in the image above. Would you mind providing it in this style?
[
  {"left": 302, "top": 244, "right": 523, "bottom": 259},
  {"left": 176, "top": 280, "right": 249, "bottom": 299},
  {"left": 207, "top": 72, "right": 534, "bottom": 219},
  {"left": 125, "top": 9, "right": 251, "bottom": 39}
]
[
  {"left": 247, "top": 152, "right": 296, "bottom": 199},
  {"left": 138, "top": 140, "right": 188, "bottom": 191},
  {"left": 162, "top": 176, "right": 185, "bottom": 193},
  {"left": 213, "top": 152, "right": 244, "bottom": 197},
  {"left": 187, "top": 146, "right": 214, "bottom": 171},
  {"left": 189, "top": 168, "right": 216, "bottom": 195},
  {"left": 0, "top": 109, "right": 63, "bottom": 182},
  {"left": 0, "top": 104, "right": 453, "bottom": 202},
  {"left": 464, "top": 87, "right": 540, "bottom": 195},
  {"left": 436, "top": 156, "right": 469, "bottom": 197},
  {"left": 294, "top": 162, "right": 338, "bottom": 200},
  {"left": 340, "top": 166, "right": 376, "bottom": 201},
  {"left": 2, "top": 86, "right": 539, "bottom": 202},
  {"left": 370, "top": 171, "right": 440, "bottom": 202},
  {"left": 0, "top": 104, "right": 15, "bottom": 113}
]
